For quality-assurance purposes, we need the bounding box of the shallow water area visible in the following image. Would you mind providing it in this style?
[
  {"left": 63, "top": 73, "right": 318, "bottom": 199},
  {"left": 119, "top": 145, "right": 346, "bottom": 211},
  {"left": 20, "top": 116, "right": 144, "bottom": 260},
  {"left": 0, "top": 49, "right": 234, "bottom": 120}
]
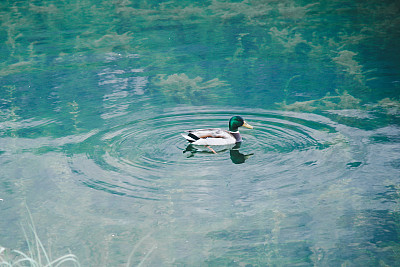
[
  {"left": 1, "top": 0, "right": 400, "bottom": 266},
  {"left": 2, "top": 106, "right": 400, "bottom": 265}
]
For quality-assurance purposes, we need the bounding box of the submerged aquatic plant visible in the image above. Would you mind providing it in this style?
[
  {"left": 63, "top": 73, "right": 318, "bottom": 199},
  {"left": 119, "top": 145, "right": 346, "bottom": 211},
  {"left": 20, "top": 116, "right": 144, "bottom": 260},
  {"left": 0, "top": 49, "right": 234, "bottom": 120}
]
[
  {"left": 269, "top": 27, "right": 311, "bottom": 53},
  {"left": 278, "top": 90, "right": 361, "bottom": 112},
  {"left": 375, "top": 98, "right": 400, "bottom": 116},
  {"left": 0, "top": 208, "right": 80, "bottom": 267},
  {"left": 126, "top": 232, "right": 157, "bottom": 267},
  {"left": 152, "top": 73, "right": 229, "bottom": 104},
  {"left": 333, "top": 50, "right": 365, "bottom": 81},
  {"left": 75, "top": 31, "right": 134, "bottom": 53}
]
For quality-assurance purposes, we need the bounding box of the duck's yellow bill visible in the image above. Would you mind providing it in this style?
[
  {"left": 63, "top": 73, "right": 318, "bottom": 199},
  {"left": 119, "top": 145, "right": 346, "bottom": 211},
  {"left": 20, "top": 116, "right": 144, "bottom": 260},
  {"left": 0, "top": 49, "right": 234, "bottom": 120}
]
[{"left": 242, "top": 121, "right": 253, "bottom": 129}]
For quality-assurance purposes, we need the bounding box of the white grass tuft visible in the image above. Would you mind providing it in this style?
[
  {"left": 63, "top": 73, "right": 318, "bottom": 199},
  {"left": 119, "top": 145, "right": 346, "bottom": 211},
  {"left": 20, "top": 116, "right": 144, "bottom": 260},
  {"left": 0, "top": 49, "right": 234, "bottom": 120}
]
[{"left": 0, "top": 207, "right": 80, "bottom": 267}]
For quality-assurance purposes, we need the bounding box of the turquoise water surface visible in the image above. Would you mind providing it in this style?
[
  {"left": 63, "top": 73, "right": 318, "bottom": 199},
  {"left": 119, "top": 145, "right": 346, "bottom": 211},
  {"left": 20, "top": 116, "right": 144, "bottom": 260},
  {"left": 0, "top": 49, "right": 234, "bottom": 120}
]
[{"left": 1, "top": 0, "right": 400, "bottom": 266}]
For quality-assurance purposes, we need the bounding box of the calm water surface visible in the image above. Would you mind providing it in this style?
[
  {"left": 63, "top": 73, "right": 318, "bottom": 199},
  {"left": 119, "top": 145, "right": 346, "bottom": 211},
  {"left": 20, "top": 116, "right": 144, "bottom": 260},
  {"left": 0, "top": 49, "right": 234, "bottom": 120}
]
[{"left": 1, "top": 0, "right": 400, "bottom": 266}]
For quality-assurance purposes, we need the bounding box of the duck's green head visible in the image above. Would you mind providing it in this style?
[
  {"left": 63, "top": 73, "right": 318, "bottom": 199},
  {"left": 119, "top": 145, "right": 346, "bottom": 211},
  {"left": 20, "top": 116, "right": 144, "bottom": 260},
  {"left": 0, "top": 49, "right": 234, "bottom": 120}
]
[{"left": 229, "top": 116, "right": 253, "bottom": 132}]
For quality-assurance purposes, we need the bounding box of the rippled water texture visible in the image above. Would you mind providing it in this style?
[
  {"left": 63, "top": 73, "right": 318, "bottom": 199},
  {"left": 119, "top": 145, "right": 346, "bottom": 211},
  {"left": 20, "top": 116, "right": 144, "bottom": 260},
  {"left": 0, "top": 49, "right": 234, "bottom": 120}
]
[
  {"left": 69, "top": 109, "right": 337, "bottom": 200},
  {"left": 1, "top": 0, "right": 400, "bottom": 266}
]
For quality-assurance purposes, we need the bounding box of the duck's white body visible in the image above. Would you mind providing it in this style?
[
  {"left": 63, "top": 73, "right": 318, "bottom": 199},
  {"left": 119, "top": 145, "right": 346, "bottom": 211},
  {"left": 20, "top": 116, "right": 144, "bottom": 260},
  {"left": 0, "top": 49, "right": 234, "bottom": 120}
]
[{"left": 181, "top": 128, "right": 242, "bottom": 146}]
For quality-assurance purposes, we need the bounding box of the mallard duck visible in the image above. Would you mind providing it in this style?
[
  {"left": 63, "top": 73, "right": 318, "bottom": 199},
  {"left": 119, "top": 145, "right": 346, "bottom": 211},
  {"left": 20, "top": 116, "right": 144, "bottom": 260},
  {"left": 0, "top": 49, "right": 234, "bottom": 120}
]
[{"left": 181, "top": 116, "right": 253, "bottom": 150}]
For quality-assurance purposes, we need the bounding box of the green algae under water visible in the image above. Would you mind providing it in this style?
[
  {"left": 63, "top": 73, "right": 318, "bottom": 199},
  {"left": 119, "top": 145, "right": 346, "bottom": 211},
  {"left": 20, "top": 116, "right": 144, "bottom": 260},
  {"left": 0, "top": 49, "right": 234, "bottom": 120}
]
[{"left": 0, "top": 0, "right": 400, "bottom": 266}]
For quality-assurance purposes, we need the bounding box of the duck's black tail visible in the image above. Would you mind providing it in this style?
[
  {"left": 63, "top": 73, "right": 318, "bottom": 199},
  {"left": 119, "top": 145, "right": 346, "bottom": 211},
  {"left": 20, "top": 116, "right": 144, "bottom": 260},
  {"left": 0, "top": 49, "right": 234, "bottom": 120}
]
[
  {"left": 181, "top": 132, "right": 200, "bottom": 143},
  {"left": 187, "top": 133, "right": 200, "bottom": 141}
]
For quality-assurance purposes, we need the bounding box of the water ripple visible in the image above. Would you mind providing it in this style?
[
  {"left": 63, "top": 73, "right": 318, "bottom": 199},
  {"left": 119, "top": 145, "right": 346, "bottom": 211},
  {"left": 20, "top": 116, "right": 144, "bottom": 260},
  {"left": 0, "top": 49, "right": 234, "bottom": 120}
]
[{"left": 66, "top": 108, "right": 345, "bottom": 200}]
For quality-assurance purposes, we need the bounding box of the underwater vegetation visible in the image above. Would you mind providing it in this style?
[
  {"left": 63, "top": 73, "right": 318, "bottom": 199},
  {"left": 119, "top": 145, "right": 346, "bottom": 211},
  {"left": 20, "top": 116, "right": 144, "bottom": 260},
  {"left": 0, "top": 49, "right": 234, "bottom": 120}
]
[
  {"left": 278, "top": 90, "right": 361, "bottom": 112},
  {"left": 151, "top": 73, "right": 229, "bottom": 104},
  {"left": 0, "top": 208, "right": 80, "bottom": 267},
  {"left": 376, "top": 98, "right": 400, "bottom": 116},
  {"left": 1, "top": 0, "right": 399, "bottom": 108},
  {"left": 0, "top": 208, "right": 161, "bottom": 267}
]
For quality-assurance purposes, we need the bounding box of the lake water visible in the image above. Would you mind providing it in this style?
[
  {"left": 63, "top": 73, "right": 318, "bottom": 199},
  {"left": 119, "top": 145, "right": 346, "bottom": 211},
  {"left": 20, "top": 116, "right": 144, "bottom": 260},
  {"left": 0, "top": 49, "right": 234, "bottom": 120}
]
[{"left": 1, "top": 0, "right": 400, "bottom": 266}]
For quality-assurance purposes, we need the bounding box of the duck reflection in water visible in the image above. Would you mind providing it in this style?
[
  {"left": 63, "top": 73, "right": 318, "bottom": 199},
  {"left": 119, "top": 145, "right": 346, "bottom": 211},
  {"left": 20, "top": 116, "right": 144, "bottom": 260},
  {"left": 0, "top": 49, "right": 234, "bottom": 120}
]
[{"left": 183, "top": 142, "right": 254, "bottom": 164}]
